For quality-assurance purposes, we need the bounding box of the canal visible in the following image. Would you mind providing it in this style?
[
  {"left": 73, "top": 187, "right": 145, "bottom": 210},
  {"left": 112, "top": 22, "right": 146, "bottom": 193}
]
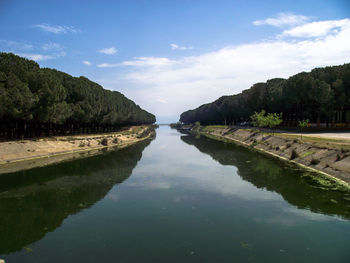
[{"left": 1, "top": 126, "right": 350, "bottom": 262}]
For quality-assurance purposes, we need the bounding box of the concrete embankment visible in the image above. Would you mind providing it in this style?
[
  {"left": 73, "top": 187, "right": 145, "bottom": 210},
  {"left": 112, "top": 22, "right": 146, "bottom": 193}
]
[
  {"left": 0, "top": 125, "right": 155, "bottom": 174},
  {"left": 189, "top": 126, "right": 350, "bottom": 187}
]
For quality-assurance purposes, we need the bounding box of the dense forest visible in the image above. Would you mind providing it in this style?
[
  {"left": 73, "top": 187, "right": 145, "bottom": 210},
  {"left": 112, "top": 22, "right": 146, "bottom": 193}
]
[
  {"left": 0, "top": 53, "right": 156, "bottom": 139},
  {"left": 180, "top": 63, "right": 350, "bottom": 126}
]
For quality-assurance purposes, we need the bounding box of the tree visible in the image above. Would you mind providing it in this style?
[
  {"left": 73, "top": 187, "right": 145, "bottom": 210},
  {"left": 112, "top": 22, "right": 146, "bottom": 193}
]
[
  {"left": 179, "top": 63, "right": 350, "bottom": 128},
  {"left": 0, "top": 52, "right": 156, "bottom": 139},
  {"left": 266, "top": 112, "right": 283, "bottom": 135},
  {"left": 298, "top": 119, "right": 309, "bottom": 140},
  {"left": 251, "top": 110, "right": 267, "bottom": 128},
  {"left": 250, "top": 110, "right": 282, "bottom": 134}
]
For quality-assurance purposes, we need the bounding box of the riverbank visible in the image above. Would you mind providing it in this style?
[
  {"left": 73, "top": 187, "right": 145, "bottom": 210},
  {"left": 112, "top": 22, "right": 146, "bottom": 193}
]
[
  {"left": 0, "top": 125, "right": 155, "bottom": 174},
  {"left": 185, "top": 125, "right": 350, "bottom": 188}
]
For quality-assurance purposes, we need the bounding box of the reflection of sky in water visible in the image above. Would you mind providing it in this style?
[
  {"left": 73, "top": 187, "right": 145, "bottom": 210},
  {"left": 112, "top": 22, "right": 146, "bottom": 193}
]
[
  {"left": 127, "top": 127, "right": 281, "bottom": 202},
  {"left": 4, "top": 125, "right": 350, "bottom": 263},
  {"left": 110, "top": 126, "right": 343, "bottom": 225}
]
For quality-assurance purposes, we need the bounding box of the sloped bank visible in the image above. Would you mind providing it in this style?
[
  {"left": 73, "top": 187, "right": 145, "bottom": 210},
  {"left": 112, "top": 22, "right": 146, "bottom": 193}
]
[
  {"left": 0, "top": 125, "right": 156, "bottom": 174},
  {"left": 187, "top": 126, "right": 350, "bottom": 189}
]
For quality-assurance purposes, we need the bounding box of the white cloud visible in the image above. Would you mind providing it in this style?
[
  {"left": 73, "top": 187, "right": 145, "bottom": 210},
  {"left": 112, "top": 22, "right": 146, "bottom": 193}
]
[
  {"left": 98, "top": 18, "right": 350, "bottom": 121},
  {"left": 42, "top": 42, "right": 62, "bottom": 51},
  {"left": 156, "top": 98, "right": 168, "bottom": 104},
  {"left": 253, "top": 12, "right": 311, "bottom": 27},
  {"left": 282, "top": 19, "right": 350, "bottom": 37},
  {"left": 34, "top": 23, "right": 80, "bottom": 34},
  {"left": 99, "top": 47, "right": 117, "bottom": 55},
  {"left": 97, "top": 63, "right": 119, "bottom": 68},
  {"left": 18, "top": 53, "right": 54, "bottom": 61},
  {"left": 122, "top": 57, "right": 175, "bottom": 67},
  {"left": 0, "top": 40, "right": 66, "bottom": 62},
  {"left": 18, "top": 51, "right": 66, "bottom": 61},
  {"left": 0, "top": 40, "right": 33, "bottom": 50},
  {"left": 170, "top": 43, "right": 193, "bottom": 50},
  {"left": 83, "top": 60, "right": 92, "bottom": 66}
]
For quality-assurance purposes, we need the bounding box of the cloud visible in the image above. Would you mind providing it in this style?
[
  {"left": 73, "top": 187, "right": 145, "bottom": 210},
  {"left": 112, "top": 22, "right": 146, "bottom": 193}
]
[
  {"left": 18, "top": 51, "right": 66, "bottom": 61},
  {"left": 156, "top": 98, "right": 168, "bottom": 104},
  {"left": 170, "top": 43, "right": 193, "bottom": 50},
  {"left": 0, "top": 40, "right": 33, "bottom": 50},
  {"left": 18, "top": 53, "right": 54, "bottom": 61},
  {"left": 122, "top": 57, "right": 175, "bottom": 67},
  {"left": 97, "top": 63, "right": 119, "bottom": 68},
  {"left": 99, "top": 47, "right": 117, "bottom": 55},
  {"left": 83, "top": 60, "right": 92, "bottom": 66},
  {"left": 0, "top": 40, "right": 66, "bottom": 62},
  {"left": 42, "top": 42, "right": 62, "bottom": 51},
  {"left": 98, "top": 18, "right": 350, "bottom": 121},
  {"left": 282, "top": 18, "right": 350, "bottom": 37},
  {"left": 33, "top": 23, "right": 80, "bottom": 34},
  {"left": 253, "top": 12, "right": 311, "bottom": 27}
]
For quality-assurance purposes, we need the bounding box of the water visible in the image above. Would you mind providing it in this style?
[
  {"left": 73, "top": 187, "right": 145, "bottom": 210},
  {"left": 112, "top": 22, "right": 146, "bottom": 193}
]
[{"left": 1, "top": 126, "right": 350, "bottom": 262}]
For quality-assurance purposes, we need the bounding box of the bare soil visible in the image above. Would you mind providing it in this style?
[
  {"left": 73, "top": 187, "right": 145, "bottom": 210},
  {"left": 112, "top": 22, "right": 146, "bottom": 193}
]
[{"left": 0, "top": 126, "right": 154, "bottom": 174}]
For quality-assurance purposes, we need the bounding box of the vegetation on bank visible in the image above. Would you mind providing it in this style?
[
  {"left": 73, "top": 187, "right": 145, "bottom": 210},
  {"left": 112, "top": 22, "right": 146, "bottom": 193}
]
[
  {"left": 0, "top": 52, "right": 156, "bottom": 139},
  {"left": 180, "top": 63, "right": 350, "bottom": 126}
]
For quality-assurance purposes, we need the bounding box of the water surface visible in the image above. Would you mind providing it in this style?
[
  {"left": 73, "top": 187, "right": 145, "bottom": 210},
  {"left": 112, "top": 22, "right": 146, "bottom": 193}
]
[{"left": 1, "top": 126, "right": 350, "bottom": 262}]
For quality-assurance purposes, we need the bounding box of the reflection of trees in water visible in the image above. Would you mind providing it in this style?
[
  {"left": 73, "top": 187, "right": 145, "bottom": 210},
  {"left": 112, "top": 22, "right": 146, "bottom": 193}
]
[
  {"left": 181, "top": 135, "right": 350, "bottom": 220},
  {"left": 0, "top": 138, "right": 153, "bottom": 254}
]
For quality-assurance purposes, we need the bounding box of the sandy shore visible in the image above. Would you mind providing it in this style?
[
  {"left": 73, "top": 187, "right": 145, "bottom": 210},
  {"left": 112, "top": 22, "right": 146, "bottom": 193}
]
[{"left": 0, "top": 125, "right": 155, "bottom": 174}]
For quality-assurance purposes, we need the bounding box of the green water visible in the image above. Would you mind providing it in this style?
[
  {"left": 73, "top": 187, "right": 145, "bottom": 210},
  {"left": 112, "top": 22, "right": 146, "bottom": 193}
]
[{"left": 1, "top": 126, "right": 350, "bottom": 262}]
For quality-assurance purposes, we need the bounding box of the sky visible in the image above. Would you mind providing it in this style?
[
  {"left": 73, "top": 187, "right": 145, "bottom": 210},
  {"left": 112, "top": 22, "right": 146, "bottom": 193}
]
[{"left": 1, "top": 0, "right": 350, "bottom": 123}]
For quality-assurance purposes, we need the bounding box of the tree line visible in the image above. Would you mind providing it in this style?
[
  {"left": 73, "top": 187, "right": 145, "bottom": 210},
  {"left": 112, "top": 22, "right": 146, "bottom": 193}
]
[
  {"left": 180, "top": 63, "right": 350, "bottom": 126},
  {"left": 0, "top": 52, "right": 156, "bottom": 139}
]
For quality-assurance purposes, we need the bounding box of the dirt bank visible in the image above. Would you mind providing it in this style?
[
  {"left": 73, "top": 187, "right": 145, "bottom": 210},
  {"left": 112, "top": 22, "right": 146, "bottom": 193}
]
[
  {"left": 191, "top": 126, "right": 350, "bottom": 187},
  {"left": 0, "top": 125, "right": 155, "bottom": 174}
]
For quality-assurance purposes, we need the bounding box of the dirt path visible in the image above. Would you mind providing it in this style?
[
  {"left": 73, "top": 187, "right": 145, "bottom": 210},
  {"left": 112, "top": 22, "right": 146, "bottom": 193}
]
[{"left": 293, "top": 132, "right": 350, "bottom": 140}]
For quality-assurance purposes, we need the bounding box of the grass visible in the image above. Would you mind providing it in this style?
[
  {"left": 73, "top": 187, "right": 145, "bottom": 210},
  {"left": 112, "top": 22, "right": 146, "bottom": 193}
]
[
  {"left": 202, "top": 125, "right": 228, "bottom": 132},
  {"left": 300, "top": 151, "right": 314, "bottom": 158}
]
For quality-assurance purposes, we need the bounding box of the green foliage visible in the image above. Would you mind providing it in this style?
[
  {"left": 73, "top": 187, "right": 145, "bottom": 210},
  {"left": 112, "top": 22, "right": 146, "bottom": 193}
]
[
  {"left": 250, "top": 110, "right": 282, "bottom": 132},
  {"left": 298, "top": 119, "right": 309, "bottom": 130},
  {"left": 180, "top": 63, "right": 350, "bottom": 126},
  {"left": 266, "top": 112, "right": 283, "bottom": 129},
  {"left": 251, "top": 110, "right": 267, "bottom": 128},
  {"left": 0, "top": 52, "right": 156, "bottom": 138},
  {"left": 298, "top": 119, "right": 309, "bottom": 139}
]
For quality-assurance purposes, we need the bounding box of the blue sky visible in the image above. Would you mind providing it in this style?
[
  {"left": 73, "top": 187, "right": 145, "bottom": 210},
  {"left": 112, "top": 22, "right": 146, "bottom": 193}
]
[{"left": 1, "top": 0, "right": 350, "bottom": 123}]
